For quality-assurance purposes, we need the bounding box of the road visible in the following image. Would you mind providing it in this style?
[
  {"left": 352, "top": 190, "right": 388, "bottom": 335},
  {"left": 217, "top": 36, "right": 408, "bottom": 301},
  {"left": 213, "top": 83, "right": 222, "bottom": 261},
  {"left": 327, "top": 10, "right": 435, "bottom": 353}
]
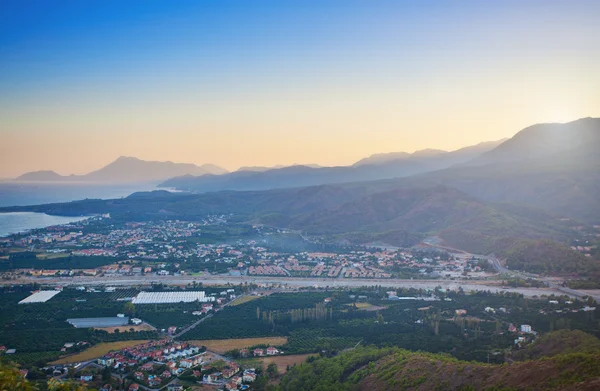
[
  {"left": 173, "top": 313, "right": 213, "bottom": 339},
  {"left": 3, "top": 273, "right": 584, "bottom": 299}
]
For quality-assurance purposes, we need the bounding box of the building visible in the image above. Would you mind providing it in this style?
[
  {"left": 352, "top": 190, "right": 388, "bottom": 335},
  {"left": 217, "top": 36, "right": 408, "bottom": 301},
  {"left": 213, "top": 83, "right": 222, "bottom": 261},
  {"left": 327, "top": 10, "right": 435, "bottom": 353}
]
[
  {"left": 520, "top": 324, "right": 532, "bottom": 333},
  {"left": 179, "top": 359, "right": 193, "bottom": 368},
  {"left": 266, "top": 347, "right": 279, "bottom": 355},
  {"left": 253, "top": 348, "right": 264, "bottom": 357}
]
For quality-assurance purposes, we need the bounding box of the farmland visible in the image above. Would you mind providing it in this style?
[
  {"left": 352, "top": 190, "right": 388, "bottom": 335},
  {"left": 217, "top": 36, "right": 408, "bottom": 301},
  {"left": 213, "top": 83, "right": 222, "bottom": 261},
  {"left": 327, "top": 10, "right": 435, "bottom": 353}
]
[
  {"left": 259, "top": 353, "right": 315, "bottom": 373},
  {"left": 229, "top": 295, "right": 262, "bottom": 306},
  {"left": 50, "top": 340, "right": 150, "bottom": 364},
  {"left": 190, "top": 337, "right": 288, "bottom": 354},
  {"left": 94, "top": 323, "right": 155, "bottom": 333},
  {"left": 239, "top": 354, "right": 315, "bottom": 373}
]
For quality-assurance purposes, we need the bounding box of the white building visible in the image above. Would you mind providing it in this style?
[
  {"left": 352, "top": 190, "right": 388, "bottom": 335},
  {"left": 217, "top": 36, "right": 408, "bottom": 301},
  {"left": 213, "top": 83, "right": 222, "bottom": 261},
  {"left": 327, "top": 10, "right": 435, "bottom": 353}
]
[{"left": 520, "top": 324, "right": 532, "bottom": 333}]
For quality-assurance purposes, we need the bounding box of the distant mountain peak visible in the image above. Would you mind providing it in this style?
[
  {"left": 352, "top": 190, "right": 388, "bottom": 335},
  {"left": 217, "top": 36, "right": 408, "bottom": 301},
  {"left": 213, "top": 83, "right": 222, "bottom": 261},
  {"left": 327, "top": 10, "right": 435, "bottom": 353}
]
[
  {"left": 411, "top": 148, "right": 447, "bottom": 157},
  {"left": 16, "top": 170, "right": 64, "bottom": 181},
  {"left": 15, "top": 157, "right": 228, "bottom": 183}
]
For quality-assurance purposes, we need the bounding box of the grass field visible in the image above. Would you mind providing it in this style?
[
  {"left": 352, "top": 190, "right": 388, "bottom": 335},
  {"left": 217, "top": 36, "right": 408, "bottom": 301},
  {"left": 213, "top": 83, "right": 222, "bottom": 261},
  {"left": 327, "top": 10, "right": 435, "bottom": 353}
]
[
  {"left": 229, "top": 295, "right": 262, "bottom": 306},
  {"left": 94, "top": 323, "right": 154, "bottom": 333},
  {"left": 345, "top": 302, "right": 387, "bottom": 311},
  {"left": 50, "top": 340, "right": 150, "bottom": 364},
  {"left": 239, "top": 354, "right": 315, "bottom": 373},
  {"left": 190, "top": 337, "right": 288, "bottom": 354},
  {"left": 346, "top": 302, "right": 373, "bottom": 309}
]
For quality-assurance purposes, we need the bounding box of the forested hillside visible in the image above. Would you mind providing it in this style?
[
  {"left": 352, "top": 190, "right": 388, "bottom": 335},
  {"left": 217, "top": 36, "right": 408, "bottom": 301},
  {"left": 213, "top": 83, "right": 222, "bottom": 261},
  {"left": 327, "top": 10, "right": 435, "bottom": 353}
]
[{"left": 277, "top": 345, "right": 600, "bottom": 391}]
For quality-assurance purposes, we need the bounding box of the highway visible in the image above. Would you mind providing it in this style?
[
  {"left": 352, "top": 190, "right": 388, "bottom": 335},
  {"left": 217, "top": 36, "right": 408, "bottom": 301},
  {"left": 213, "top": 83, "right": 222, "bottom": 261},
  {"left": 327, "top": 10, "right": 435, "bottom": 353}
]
[{"left": 2, "top": 273, "right": 586, "bottom": 299}]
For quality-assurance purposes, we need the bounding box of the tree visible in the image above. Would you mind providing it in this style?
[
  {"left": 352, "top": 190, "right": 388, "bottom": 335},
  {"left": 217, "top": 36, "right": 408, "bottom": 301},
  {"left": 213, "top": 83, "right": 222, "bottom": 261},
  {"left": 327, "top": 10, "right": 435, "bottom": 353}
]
[
  {"left": 266, "top": 362, "right": 279, "bottom": 379},
  {"left": 123, "top": 302, "right": 135, "bottom": 316},
  {"left": 102, "top": 366, "right": 111, "bottom": 382},
  {"left": 0, "top": 362, "right": 36, "bottom": 391}
]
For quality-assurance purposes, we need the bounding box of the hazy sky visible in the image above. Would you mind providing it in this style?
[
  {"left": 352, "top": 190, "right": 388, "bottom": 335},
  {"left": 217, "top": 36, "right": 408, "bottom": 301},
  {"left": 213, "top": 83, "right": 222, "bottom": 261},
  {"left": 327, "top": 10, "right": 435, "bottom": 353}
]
[{"left": 1, "top": 0, "right": 599, "bottom": 177}]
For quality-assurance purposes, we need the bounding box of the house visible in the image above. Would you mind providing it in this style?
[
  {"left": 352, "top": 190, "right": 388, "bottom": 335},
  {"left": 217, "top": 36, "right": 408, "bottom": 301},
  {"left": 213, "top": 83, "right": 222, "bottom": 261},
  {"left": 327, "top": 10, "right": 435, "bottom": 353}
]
[
  {"left": 131, "top": 318, "right": 142, "bottom": 325},
  {"left": 97, "top": 357, "right": 114, "bottom": 366},
  {"left": 167, "top": 326, "right": 177, "bottom": 335},
  {"left": 266, "top": 347, "right": 279, "bottom": 355},
  {"left": 19, "top": 369, "right": 28, "bottom": 379},
  {"left": 521, "top": 324, "right": 532, "bottom": 333},
  {"left": 223, "top": 368, "right": 238, "bottom": 378},
  {"left": 239, "top": 348, "right": 250, "bottom": 358},
  {"left": 243, "top": 372, "right": 257, "bottom": 382},
  {"left": 253, "top": 348, "right": 264, "bottom": 357},
  {"left": 231, "top": 375, "right": 242, "bottom": 385},
  {"left": 225, "top": 382, "right": 238, "bottom": 390},
  {"left": 99, "top": 385, "right": 112, "bottom": 391},
  {"left": 141, "top": 363, "right": 154, "bottom": 371},
  {"left": 179, "top": 359, "right": 193, "bottom": 368},
  {"left": 508, "top": 324, "right": 517, "bottom": 333},
  {"left": 128, "top": 384, "right": 139, "bottom": 391},
  {"left": 80, "top": 375, "right": 93, "bottom": 382},
  {"left": 455, "top": 309, "right": 467, "bottom": 316},
  {"left": 207, "top": 372, "right": 222, "bottom": 382},
  {"left": 134, "top": 371, "right": 144, "bottom": 380}
]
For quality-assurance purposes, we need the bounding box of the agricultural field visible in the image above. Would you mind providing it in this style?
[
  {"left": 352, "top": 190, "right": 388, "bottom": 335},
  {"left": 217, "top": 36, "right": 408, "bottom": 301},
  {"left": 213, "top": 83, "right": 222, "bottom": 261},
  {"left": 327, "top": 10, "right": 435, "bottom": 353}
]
[
  {"left": 190, "top": 337, "right": 288, "bottom": 354},
  {"left": 8, "top": 351, "right": 62, "bottom": 367},
  {"left": 94, "top": 323, "right": 155, "bottom": 333},
  {"left": 346, "top": 302, "right": 373, "bottom": 309},
  {"left": 229, "top": 295, "right": 262, "bottom": 306},
  {"left": 51, "top": 340, "right": 150, "bottom": 364},
  {"left": 259, "top": 353, "right": 315, "bottom": 373},
  {"left": 238, "top": 354, "right": 315, "bottom": 373}
]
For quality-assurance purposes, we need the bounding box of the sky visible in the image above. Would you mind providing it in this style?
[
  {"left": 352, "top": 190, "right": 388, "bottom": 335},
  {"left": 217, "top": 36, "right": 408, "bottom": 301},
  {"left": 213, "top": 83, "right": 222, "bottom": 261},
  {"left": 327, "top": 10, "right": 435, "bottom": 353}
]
[{"left": 1, "top": 0, "right": 599, "bottom": 177}]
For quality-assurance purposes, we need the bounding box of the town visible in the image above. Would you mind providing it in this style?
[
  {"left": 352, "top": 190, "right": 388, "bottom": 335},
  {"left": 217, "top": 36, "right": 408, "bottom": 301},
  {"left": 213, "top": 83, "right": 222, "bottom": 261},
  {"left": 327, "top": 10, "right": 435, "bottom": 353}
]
[{"left": 0, "top": 216, "right": 497, "bottom": 284}]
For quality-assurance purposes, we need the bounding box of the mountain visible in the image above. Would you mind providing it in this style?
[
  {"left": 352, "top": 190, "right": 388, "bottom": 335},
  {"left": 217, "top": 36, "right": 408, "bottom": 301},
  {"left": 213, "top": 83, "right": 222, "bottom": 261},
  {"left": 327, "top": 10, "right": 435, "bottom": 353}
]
[
  {"left": 237, "top": 165, "right": 285, "bottom": 172},
  {"left": 278, "top": 346, "right": 600, "bottom": 391},
  {"left": 15, "top": 156, "right": 228, "bottom": 183},
  {"left": 160, "top": 160, "right": 428, "bottom": 192},
  {"left": 159, "top": 140, "right": 503, "bottom": 193},
  {"left": 6, "top": 118, "right": 600, "bottom": 274},
  {"left": 5, "top": 180, "right": 593, "bottom": 275},
  {"left": 353, "top": 140, "right": 505, "bottom": 167},
  {"left": 512, "top": 330, "right": 600, "bottom": 361},
  {"left": 82, "top": 156, "right": 227, "bottom": 182},
  {"left": 400, "top": 135, "right": 600, "bottom": 224},
  {"left": 468, "top": 117, "right": 599, "bottom": 166},
  {"left": 16, "top": 170, "right": 67, "bottom": 181},
  {"left": 235, "top": 163, "right": 320, "bottom": 173}
]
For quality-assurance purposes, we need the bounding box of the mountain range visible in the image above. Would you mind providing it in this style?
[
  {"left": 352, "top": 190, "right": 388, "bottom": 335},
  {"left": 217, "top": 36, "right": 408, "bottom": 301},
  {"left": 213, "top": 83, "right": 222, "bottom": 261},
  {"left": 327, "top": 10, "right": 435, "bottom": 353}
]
[
  {"left": 16, "top": 156, "right": 228, "bottom": 183},
  {"left": 159, "top": 139, "right": 506, "bottom": 192},
  {"left": 4, "top": 117, "right": 599, "bottom": 275}
]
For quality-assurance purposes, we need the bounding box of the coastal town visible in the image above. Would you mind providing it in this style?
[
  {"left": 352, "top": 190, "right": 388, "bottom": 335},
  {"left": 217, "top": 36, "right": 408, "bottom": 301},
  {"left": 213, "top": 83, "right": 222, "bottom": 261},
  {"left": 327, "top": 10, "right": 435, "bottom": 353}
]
[{"left": 0, "top": 216, "right": 495, "bottom": 283}]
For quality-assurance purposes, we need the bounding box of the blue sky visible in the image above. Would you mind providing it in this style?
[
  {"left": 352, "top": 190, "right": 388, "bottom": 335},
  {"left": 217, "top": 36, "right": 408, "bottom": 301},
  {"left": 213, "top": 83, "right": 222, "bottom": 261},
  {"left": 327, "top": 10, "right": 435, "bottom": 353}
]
[{"left": 1, "top": 1, "right": 599, "bottom": 176}]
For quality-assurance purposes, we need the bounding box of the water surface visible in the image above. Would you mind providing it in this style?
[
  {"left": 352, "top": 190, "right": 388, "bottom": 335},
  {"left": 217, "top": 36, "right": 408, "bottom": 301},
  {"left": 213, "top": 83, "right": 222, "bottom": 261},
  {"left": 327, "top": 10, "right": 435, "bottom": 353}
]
[{"left": 0, "top": 212, "right": 89, "bottom": 237}]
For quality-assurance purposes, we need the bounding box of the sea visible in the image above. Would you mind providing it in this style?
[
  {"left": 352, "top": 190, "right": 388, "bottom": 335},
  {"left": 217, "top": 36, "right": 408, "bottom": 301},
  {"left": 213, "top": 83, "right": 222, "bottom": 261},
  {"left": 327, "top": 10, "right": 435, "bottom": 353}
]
[{"left": 0, "top": 182, "right": 159, "bottom": 237}]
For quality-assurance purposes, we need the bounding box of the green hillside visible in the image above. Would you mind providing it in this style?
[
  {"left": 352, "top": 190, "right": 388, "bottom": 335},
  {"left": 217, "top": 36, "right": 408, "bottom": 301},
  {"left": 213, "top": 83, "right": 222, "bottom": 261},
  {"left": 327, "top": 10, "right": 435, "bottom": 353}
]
[{"left": 278, "top": 346, "right": 600, "bottom": 391}]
